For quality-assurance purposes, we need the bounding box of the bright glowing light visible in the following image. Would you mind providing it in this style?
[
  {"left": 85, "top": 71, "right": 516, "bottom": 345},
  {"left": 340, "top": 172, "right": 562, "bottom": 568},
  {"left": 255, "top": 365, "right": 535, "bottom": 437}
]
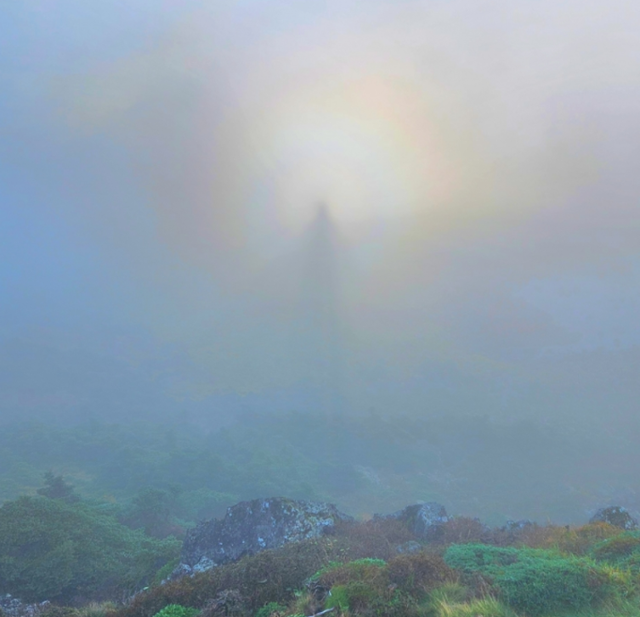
[
  {"left": 237, "top": 75, "right": 460, "bottom": 232},
  {"left": 267, "top": 116, "right": 415, "bottom": 226}
]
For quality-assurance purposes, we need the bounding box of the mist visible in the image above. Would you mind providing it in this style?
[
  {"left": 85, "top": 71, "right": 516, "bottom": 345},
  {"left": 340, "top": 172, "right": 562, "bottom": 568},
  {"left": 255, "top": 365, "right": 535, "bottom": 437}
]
[{"left": 2, "top": 0, "right": 640, "bottom": 521}]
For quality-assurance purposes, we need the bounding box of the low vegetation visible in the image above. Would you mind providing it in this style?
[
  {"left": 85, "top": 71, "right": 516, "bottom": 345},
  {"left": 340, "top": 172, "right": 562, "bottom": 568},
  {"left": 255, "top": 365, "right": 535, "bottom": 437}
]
[
  {"left": 0, "top": 495, "right": 179, "bottom": 603},
  {"left": 0, "top": 414, "right": 629, "bottom": 526},
  {"left": 1, "top": 492, "right": 640, "bottom": 616},
  {"left": 107, "top": 521, "right": 640, "bottom": 617},
  {"left": 2, "top": 418, "right": 640, "bottom": 616}
]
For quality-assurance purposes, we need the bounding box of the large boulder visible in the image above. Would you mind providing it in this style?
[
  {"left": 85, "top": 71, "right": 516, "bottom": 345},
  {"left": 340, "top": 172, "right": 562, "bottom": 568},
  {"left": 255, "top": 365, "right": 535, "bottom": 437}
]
[
  {"left": 590, "top": 506, "right": 638, "bottom": 530},
  {"left": 378, "top": 502, "right": 449, "bottom": 541},
  {"left": 178, "top": 497, "right": 352, "bottom": 575}
]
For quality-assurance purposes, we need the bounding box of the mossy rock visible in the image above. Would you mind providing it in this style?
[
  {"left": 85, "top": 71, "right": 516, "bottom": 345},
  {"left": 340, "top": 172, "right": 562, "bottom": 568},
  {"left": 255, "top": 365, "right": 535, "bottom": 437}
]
[{"left": 590, "top": 507, "right": 638, "bottom": 531}]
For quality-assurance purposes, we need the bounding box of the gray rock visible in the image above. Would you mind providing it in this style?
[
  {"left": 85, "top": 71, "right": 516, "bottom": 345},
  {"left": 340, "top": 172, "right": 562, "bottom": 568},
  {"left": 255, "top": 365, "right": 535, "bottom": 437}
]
[
  {"left": 0, "top": 595, "right": 49, "bottom": 617},
  {"left": 179, "top": 497, "right": 352, "bottom": 574},
  {"left": 167, "top": 563, "right": 193, "bottom": 581},
  {"left": 590, "top": 506, "right": 638, "bottom": 530},
  {"left": 503, "top": 519, "right": 536, "bottom": 532},
  {"left": 379, "top": 502, "right": 449, "bottom": 541},
  {"left": 192, "top": 557, "right": 215, "bottom": 573}
]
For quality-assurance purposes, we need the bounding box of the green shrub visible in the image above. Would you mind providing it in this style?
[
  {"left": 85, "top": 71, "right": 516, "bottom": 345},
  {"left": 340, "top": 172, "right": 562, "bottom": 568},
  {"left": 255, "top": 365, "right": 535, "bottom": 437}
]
[
  {"left": 152, "top": 605, "right": 198, "bottom": 617},
  {"left": 324, "top": 585, "right": 350, "bottom": 612},
  {"left": 254, "top": 602, "right": 286, "bottom": 617},
  {"left": 444, "top": 543, "right": 611, "bottom": 616},
  {"left": 152, "top": 559, "right": 181, "bottom": 586},
  {"left": 316, "top": 558, "right": 389, "bottom": 614},
  {"left": 325, "top": 582, "right": 420, "bottom": 617},
  {"left": 519, "top": 523, "right": 620, "bottom": 555},
  {"left": 387, "top": 552, "right": 456, "bottom": 596},
  {"left": 0, "top": 496, "right": 180, "bottom": 603},
  {"left": 444, "top": 544, "right": 521, "bottom": 571},
  {"left": 118, "top": 537, "right": 344, "bottom": 617},
  {"left": 591, "top": 533, "right": 640, "bottom": 563},
  {"left": 37, "top": 472, "right": 80, "bottom": 503},
  {"left": 312, "top": 558, "right": 387, "bottom": 585},
  {"left": 315, "top": 554, "right": 455, "bottom": 616}
]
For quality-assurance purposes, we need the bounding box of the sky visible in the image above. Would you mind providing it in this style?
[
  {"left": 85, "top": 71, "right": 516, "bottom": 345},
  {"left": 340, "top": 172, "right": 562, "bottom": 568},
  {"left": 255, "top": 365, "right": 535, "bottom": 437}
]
[{"left": 1, "top": 0, "right": 640, "bottom": 430}]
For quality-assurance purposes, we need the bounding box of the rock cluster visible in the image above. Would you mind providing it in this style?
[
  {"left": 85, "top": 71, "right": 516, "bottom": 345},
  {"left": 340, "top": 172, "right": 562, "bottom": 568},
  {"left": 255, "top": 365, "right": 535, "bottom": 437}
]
[
  {"left": 0, "top": 595, "right": 49, "bottom": 617},
  {"left": 176, "top": 497, "right": 352, "bottom": 576},
  {"left": 169, "top": 498, "right": 639, "bottom": 581},
  {"left": 590, "top": 506, "right": 638, "bottom": 530}
]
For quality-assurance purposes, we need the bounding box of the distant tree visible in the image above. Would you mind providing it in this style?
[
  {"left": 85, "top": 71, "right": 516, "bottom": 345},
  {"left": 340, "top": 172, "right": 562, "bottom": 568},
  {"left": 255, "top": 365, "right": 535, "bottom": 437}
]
[
  {"left": 124, "top": 488, "right": 176, "bottom": 538},
  {"left": 37, "top": 472, "right": 79, "bottom": 503}
]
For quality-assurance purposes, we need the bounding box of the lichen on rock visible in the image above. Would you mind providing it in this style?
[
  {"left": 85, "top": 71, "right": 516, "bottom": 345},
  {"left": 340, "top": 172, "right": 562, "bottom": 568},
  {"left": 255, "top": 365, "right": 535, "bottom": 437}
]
[{"left": 176, "top": 497, "right": 352, "bottom": 576}]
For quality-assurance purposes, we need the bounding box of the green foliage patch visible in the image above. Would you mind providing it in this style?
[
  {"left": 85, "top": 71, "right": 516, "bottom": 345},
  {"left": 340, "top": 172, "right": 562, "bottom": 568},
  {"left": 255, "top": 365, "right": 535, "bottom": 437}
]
[
  {"left": 0, "top": 415, "right": 620, "bottom": 526},
  {"left": 314, "top": 552, "right": 455, "bottom": 616},
  {"left": 427, "top": 584, "right": 517, "bottom": 617},
  {"left": 111, "top": 525, "right": 640, "bottom": 617},
  {"left": 444, "top": 543, "right": 613, "bottom": 616},
  {"left": 591, "top": 532, "right": 640, "bottom": 565},
  {"left": 119, "top": 537, "right": 342, "bottom": 617},
  {"left": 311, "top": 558, "right": 387, "bottom": 584},
  {"left": 0, "top": 496, "right": 180, "bottom": 603},
  {"left": 254, "top": 602, "right": 287, "bottom": 617},
  {"left": 152, "top": 605, "right": 198, "bottom": 617}
]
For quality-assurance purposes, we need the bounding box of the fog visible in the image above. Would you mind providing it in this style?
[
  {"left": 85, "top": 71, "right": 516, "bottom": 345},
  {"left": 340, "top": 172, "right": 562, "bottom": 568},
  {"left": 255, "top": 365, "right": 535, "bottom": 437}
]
[{"left": 2, "top": 0, "right": 640, "bottom": 440}]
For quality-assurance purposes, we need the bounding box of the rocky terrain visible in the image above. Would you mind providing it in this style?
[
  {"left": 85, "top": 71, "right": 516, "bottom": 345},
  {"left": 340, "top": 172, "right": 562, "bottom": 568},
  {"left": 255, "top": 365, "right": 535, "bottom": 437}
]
[{"left": 176, "top": 498, "right": 352, "bottom": 576}]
